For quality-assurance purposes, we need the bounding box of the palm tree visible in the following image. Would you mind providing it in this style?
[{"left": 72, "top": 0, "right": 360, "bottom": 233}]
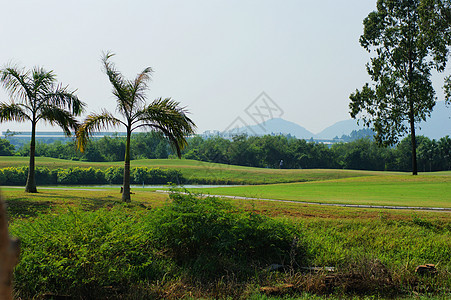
[
  {"left": 0, "top": 65, "right": 85, "bottom": 193},
  {"left": 76, "top": 52, "right": 196, "bottom": 202}
]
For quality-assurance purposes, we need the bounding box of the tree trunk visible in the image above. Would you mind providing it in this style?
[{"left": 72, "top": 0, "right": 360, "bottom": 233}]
[
  {"left": 409, "top": 110, "right": 418, "bottom": 176},
  {"left": 0, "top": 194, "right": 20, "bottom": 300},
  {"left": 122, "top": 128, "right": 132, "bottom": 202},
  {"left": 25, "top": 122, "right": 37, "bottom": 193}
]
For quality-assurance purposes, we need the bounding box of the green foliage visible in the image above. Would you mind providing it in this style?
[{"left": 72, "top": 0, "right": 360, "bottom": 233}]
[
  {"left": 57, "top": 167, "right": 106, "bottom": 185},
  {"left": 10, "top": 207, "right": 169, "bottom": 298},
  {"left": 131, "top": 167, "right": 183, "bottom": 184},
  {"left": 0, "top": 64, "right": 85, "bottom": 192},
  {"left": 14, "top": 133, "right": 174, "bottom": 162},
  {"left": 0, "top": 166, "right": 184, "bottom": 185},
  {"left": 152, "top": 191, "right": 303, "bottom": 278},
  {"left": 184, "top": 134, "right": 451, "bottom": 172},
  {"left": 349, "top": 0, "right": 450, "bottom": 175},
  {"left": 5, "top": 133, "right": 451, "bottom": 173},
  {"left": 0, "top": 137, "right": 15, "bottom": 155},
  {"left": 6, "top": 189, "right": 450, "bottom": 299},
  {"left": 0, "top": 167, "right": 27, "bottom": 185},
  {"left": 10, "top": 192, "right": 304, "bottom": 297},
  {"left": 104, "top": 166, "right": 124, "bottom": 184},
  {"left": 76, "top": 52, "right": 195, "bottom": 202},
  {"left": 332, "top": 138, "right": 390, "bottom": 170}
]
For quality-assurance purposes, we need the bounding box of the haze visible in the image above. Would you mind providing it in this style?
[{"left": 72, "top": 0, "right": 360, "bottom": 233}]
[{"left": 0, "top": 0, "right": 448, "bottom": 134}]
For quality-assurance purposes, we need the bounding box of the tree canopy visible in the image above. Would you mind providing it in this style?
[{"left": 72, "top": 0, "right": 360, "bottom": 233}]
[
  {"left": 0, "top": 65, "right": 85, "bottom": 192},
  {"left": 349, "top": 0, "right": 450, "bottom": 175}
]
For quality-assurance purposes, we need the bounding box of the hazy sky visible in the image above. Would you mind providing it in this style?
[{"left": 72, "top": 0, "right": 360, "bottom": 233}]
[{"left": 0, "top": 0, "right": 449, "bottom": 134}]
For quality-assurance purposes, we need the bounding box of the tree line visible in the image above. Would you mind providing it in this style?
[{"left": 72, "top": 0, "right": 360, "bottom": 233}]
[
  {"left": 1, "top": 133, "right": 450, "bottom": 172},
  {"left": 184, "top": 134, "right": 451, "bottom": 172}
]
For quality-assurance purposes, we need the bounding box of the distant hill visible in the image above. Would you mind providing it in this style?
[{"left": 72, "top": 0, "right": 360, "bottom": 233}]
[
  {"left": 316, "top": 101, "right": 450, "bottom": 140},
  {"left": 226, "top": 118, "right": 315, "bottom": 139},
  {"left": 315, "top": 119, "right": 363, "bottom": 139},
  {"left": 223, "top": 101, "right": 450, "bottom": 140}
]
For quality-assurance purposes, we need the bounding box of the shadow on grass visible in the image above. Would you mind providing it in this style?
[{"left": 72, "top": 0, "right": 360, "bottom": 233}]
[
  {"left": 6, "top": 199, "right": 53, "bottom": 219},
  {"left": 4, "top": 190, "right": 151, "bottom": 220}
]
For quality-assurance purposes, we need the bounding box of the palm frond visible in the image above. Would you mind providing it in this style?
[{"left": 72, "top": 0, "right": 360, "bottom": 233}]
[
  {"left": 38, "top": 105, "right": 80, "bottom": 136},
  {"left": 0, "top": 65, "right": 33, "bottom": 103},
  {"left": 44, "top": 84, "right": 85, "bottom": 116},
  {"left": 134, "top": 98, "right": 196, "bottom": 157},
  {"left": 130, "top": 67, "right": 153, "bottom": 104},
  {"left": 0, "top": 102, "right": 30, "bottom": 122},
  {"left": 76, "top": 111, "right": 123, "bottom": 152},
  {"left": 32, "top": 67, "right": 56, "bottom": 98},
  {"left": 101, "top": 51, "right": 132, "bottom": 117}
]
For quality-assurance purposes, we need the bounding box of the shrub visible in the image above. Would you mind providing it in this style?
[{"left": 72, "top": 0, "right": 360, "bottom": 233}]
[
  {"left": 151, "top": 191, "right": 303, "bottom": 277},
  {"left": 0, "top": 167, "right": 27, "bottom": 185},
  {"left": 131, "top": 167, "right": 183, "bottom": 184},
  {"left": 35, "top": 167, "right": 58, "bottom": 185},
  {"left": 0, "top": 166, "right": 184, "bottom": 185},
  {"left": 10, "top": 192, "right": 304, "bottom": 298},
  {"left": 56, "top": 167, "right": 106, "bottom": 185},
  {"left": 11, "top": 207, "right": 170, "bottom": 298},
  {"left": 105, "top": 167, "right": 124, "bottom": 184}
]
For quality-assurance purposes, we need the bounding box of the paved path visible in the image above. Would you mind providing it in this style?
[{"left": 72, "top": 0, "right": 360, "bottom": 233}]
[
  {"left": 155, "top": 190, "right": 451, "bottom": 212},
  {"left": 3, "top": 186, "right": 449, "bottom": 211}
]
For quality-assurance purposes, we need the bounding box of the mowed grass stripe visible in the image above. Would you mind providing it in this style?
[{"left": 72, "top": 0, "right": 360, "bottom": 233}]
[{"left": 188, "top": 175, "right": 451, "bottom": 208}]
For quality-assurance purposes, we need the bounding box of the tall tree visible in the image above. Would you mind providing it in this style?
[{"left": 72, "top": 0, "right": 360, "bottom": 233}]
[
  {"left": 0, "top": 65, "right": 84, "bottom": 192},
  {"left": 77, "top": 52, "right": 195, "bottom": 202},
  {"left": 349, "top": 0, "right": 450, "bottom": 175}
]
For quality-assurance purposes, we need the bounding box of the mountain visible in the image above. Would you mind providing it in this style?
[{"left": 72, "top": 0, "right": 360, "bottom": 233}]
[
  {"left": 316, "top": 101, "right": 450, "bottom": 139},
  {"left": 315, "top": 119, "right": 363, "bottom": 139},
  {"left": 226, "top": 118, "right": 315, "bottom": 139},
  {"left": 220, "top": 101, "right": 450, "bottom": 140}
]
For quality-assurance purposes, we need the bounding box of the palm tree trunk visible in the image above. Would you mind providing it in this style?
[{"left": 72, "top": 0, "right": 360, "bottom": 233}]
[
  {"left": 122, "top": 128, "right": 132, "bottom": 202},
  {"left": 25, "top": 121, "right": 37, "bottom": 192}
]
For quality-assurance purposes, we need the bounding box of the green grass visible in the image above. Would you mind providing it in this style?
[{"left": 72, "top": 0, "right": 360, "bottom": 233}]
[
  {"left": 0, "top": 156, "right": 396, "bottom": 185},
  {"left": 3, "top": 188, "right": 450, "bottom": 299},
  {"left": 188, "top": 174, "right": 451, "bottom": 208}
]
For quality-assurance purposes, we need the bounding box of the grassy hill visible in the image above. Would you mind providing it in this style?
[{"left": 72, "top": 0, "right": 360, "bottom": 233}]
[{"left": 0, "top": 157, "right": 397, "bottom": 185}]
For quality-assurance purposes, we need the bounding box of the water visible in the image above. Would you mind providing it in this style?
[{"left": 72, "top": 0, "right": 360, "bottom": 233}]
[{"left": 55, "top": 184, "right": 236, "bottom": 189}]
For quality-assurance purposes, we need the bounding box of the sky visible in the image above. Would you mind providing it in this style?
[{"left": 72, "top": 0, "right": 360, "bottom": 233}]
[{"left": 0, "top": 0, "right": 449, "bottom": 135}]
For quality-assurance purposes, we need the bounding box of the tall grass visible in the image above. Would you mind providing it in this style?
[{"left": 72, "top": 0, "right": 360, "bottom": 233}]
[
  {"left": 8, "top": 191, "right": 450, "bottom": 299},
  {"left": 10, "top": 192, "right": 303, "bottom": 298}
]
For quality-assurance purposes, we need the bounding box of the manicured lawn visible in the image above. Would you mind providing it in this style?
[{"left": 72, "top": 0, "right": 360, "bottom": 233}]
[
  {"left": 188, "top": 175, "right": 451, "bottom": 208},
  {"left": 0, "top": 156, "right": 391, "bottom": 184}
]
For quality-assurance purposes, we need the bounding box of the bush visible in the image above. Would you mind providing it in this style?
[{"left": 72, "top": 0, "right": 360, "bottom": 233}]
[
  {"left": 10, "top": 192, "right": 304, "bottom": 298},
  {"left": 105, "top": 167, "right": 124, "bottom": 184},
  {"left": 0, "top": 166, "right": 184, "bottom": 185},
  {"left": 151, "top": 191, "right": 303, "bottom": 277},
  {"left": 11, "top": 207, "right": 170, "bottom": 298},
  {"left": 57, "top": 167, "right": 106, "bottom": 185},
  {"left": 0, "top": 167, "right": 27, "bottom": 185},
  {"left": 131, "top": 167, "right": 183, "bottom": 184},
  {"left": 36, "top": 167, "right": 58, "bottom": 185}
]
